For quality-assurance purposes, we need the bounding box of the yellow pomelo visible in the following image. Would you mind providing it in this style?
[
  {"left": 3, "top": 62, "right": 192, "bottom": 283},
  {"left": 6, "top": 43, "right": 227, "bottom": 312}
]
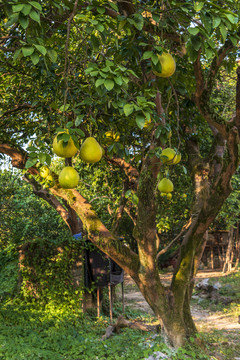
[
  {"left": 160, "top": 148, "right": 176, "bottom": 164},
  {"left": 79, "top": 137, "right": 102, "bottom": 164},
  {"left": 40, "top": 165, "right": 49, "bottom": 178},
  {"left": 153, "top": 52, "right": 176, "bottom": 78},
  {"left": 167, "top": 193, "right": 172, "bottom": 200},
  {"left": 58, "top": 166, "right": 79, "bottom": 189},
  {"left": 45, "top": 175, "right": 55, "bottom": 188},
  {"left": 173, "top": 153, "right": 181, "bottom": 165},
  {"left": 158, "top": 178, "right": 174, "bottom": 193},
  {"left": 144, "top": 118, "right": 152, "bottom": 129},
  {"left": 103, "top": 131, "right": 120, "bottom": 145},
  {"left": 53, "top": 132, "right": 78, "bottom": 158}
]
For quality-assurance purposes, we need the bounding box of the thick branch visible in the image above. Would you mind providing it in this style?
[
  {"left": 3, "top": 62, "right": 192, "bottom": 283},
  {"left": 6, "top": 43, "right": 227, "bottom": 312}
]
[
  {"left": 50, "top": 187, "right": 140, "bottom": 280},
  {"left": 106, "top": 156, "right": 139, "bottom": 189}
]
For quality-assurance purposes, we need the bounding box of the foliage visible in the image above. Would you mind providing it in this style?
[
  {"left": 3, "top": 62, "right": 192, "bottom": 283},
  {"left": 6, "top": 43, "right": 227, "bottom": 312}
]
[
  {"left": 192, "top": 271, "right": 240, "bottom": 314},
  {"left": 1, "top": 0, "right": 240, "bottom": 348},
  {"left": 0, "top": 170, "right": 85, "bottom": 305},
  {"left": 0, "top": 302, "right": 217, "bottom": 360}
]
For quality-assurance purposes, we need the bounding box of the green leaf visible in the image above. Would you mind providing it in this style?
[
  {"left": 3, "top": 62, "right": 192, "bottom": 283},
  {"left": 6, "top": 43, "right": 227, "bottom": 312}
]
[
  {"left": 225, "top": 13, "right": 238, "bottom": 24},
  {"left": 12, "top": 4, "right": 25, "bottom": 12},
  {"left": 62, "top": 133, "right": 70, "bottom": 143},
  {"left": 109, "top": 2, "right": 118, "bottom": 11},
  {"left": 219, "top": 23, "right": 227, "bottom": 42},
  {"left": 13, "top": 49, "right": 22, "bottom": 62},
  {"left": 75, "top": 115, "right": 84, "bottom": 126},
  {"left": 29, "top": 9, "right": 40, "bottom": 24},
  {"left": 22, "top": 46, "right": 34, "bottom": 57},
  {"left": 132, "top": 14, "right": 144, "bottom": 30},
  {"left": 136, "top": 114, "right": 145, "bottom": 129},
  {"left": 59, "top": 104, "right": 70, "bottom": 112},
  {"left": 34, "top": 44, "right": 47, "bottom": 55},
  {"left": 47, "top": 49, "right": 58, "bottom": 62},
  {"left": 191, "top": 37, "right": 201, "bottom": 51},
  {"left": 19, "top": 15, "right": 29, "bottom": 29},
  {"left": 142, "top": 51, "right": 153, "bottom": 60},
  {"left": 125, "top": 190, "right": 132, "bottom": 198},
  {"left": 21, "top": 4, "right": 32, "bottom": 15},
  {"left": 188, "top": 27, "right": 199, "bottom": 35},
  {"left": 151, "top": 54, "right": 159, "bottom": 65},
  {"left": 230, "top": 35, "right": 238, "bottom": 46},
  {"left": 200, "top": 12, "right": 212, "bottom": 34},
  {"left": 39, "top": 153, "right": 46, "bottom": 164},
  {"left": 74, "top": 128, "right": 85, "bottom": 137},
  {"left": 205, "top": 47, "right": 214, "bottom": 59},
  {"left": 96, "top": 23, "right": 104, "bottom": 32},
  {"left": 194, "top": 2, "right": 204, "bottom": 12},
  {"left": 97, "top": 6, "right": 105, "bottom": 14},
  {"left": 104, "top": 79, "right": 114, "bottom": 91},
  {"left": 114, "top": 77, "right": 123, "bottom": 86},
  {"left": 27, "top": 146, "right": 38, "bottom": 151},
  {"left": 95, "top": 78, "right": 105, "bottom": 87},
  {"left": 25, "top": 158, "right": 38, "bottom": 169},
  {"left": 212, "top": 16, "right": 221, "bottom": 28},
  {"left": 29, "top": 1, "right": 42, "bottom": 11},
  {"left": 124, "top": 104, "right": 134, "bottom": 116},
  {"left": 30, "top": 52, "right": 40, "bottom": 65},
  {"left": 46, "top": 154, "right": 51, "bottom": 166}
]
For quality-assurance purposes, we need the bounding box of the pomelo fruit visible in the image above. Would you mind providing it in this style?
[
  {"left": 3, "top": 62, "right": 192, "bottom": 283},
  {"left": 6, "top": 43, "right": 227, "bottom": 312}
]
[
  {"left": 79, "top": 137, "right": 102, "bottom": 164},
  {"left": 160, "top": 148, "right": 176, "bottom": 164},
  {"left": 153, "top": 52, "right": 176, "bottom": 78},
  {"left": 45, "top": 174, "right": 55, "bottom": 188},
  {"left": 58, "top": 166, "right": 79, "bottom": 189},
  {"left": 158, "top": 178, "right": 174, "bottom": 193},
  {"left": 40, "top": 165, "right": 50, "bottom": 178},
  {"left": 53, "top": 131, "right": 78, "bottom": 158},
  {"left": 173, "top": 153, "right": 181, "bottom": 165},
  {"left": 104, "top": 131, "right": 120, "bottom": 145}
]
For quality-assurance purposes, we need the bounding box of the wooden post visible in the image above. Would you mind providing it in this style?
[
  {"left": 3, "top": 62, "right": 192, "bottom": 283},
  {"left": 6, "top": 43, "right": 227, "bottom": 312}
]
[
  {"left": 108, "top": 283, "right": 113, "bottom": 323},
  {"left": 122, "top": 282, "right": 125, "bottom": 314},
  {"left": 97, "top": 287, "right": 100, "bottom": 318},
  {"left": 210, "top": 242, "right": 214, "bottom": 269}
]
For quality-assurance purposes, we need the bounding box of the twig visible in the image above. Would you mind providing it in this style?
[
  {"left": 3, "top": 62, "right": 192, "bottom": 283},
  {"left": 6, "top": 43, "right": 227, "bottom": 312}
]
[{"left": 156, "top": 218, "right": 192, "bottom": 261}]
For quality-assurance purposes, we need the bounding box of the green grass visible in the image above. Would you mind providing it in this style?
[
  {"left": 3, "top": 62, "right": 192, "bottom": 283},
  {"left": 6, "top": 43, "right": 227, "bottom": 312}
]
[
  {"left": 192, "top": 271, "right": 240, "bottom": 314},
  {"left": 0, "top": 271, "right": 239, "bottom": 360},
  {"left": 0, "top": 301, "right": 212, "bottom": 360}
]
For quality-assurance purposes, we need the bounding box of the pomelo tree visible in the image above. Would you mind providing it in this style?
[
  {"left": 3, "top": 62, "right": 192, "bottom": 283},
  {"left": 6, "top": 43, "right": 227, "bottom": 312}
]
[{"left": 1, "top": 0, "right": 240, "bottom": 347}]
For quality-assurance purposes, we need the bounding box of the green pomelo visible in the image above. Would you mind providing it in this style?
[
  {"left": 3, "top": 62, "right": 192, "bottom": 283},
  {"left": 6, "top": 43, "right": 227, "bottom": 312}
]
[
  {"left": 160, "top": 148, "right": 176, "bottom": 164},
  {"left": 153, "top": 52, "right": 176, "bottom": 78},
  {"left": 58, "top": 166, "right": 79, "bottom": 189},
  {"left": 158, "top": 178, "right": 174, "bottom": 193},
  {"left": 53, "top": 132, "right": 78, "bottom": 158},
  {"left": 79, "top": 137, "right": 102, "bottom": 164}
]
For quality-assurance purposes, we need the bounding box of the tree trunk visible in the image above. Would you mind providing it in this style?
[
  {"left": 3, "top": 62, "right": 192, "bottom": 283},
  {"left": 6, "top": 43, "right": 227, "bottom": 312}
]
[
  {"left": 222, "top": 226, "right": 234, "bottom": 273},
  {"left": 234, "top": 223, "right": 240, "bottom": 270}
]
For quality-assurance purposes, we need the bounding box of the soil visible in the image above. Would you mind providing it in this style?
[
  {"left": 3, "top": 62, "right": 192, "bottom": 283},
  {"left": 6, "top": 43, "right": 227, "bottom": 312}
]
[{"left": 123, "top": 270, "right": 240, "bottom": 333}]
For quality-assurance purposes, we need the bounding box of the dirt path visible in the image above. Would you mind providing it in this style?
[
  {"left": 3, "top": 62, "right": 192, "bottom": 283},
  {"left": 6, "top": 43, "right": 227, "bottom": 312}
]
[{"left": 123, "top": 270, "right": 240, "bottom": 333}]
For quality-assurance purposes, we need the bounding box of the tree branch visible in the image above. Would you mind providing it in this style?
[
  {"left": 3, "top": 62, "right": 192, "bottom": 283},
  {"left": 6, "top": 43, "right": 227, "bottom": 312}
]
[{"left": 106, "top": 156, "right": 139, "bottom": 189}]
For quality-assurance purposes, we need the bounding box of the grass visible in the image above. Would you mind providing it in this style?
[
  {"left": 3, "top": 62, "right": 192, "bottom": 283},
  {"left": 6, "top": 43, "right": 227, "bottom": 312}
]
[{"left": 0, "top": 271, "right": 239, "bottom": 360}]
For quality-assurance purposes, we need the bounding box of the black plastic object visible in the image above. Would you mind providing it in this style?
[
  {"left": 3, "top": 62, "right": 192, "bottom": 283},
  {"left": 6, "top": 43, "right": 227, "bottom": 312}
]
[{"left": 73, "top": 233, "right": 124, "bottom": 289}]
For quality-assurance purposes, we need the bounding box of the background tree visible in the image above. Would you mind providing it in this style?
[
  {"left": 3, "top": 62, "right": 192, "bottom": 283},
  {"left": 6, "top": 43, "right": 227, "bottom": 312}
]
[{"left": 1, "top": 0, "right": 240, "bottom": 347}]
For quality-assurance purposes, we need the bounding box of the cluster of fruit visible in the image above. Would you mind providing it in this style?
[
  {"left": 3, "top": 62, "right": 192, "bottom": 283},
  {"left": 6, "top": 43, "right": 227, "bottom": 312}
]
[
  {"left": 39, "top": 51, "right": 176, "bottom": 190},
  {"left": 39, "top": 132, "right": 103, "bottom": 189},
  {"left": 157, "top": 148, "right": 181, "bottom": 200}
]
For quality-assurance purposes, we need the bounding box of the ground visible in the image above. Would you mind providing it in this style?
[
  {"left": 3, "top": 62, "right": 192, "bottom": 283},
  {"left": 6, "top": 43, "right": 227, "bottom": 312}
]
[{"left": 123, "top": 270, "right": 239, "bottom": 335}]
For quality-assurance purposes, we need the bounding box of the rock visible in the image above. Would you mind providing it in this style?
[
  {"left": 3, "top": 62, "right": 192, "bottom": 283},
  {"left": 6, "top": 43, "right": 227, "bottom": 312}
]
[
  {"left": 212, "top": 281, "right": 222, "bottom": 290},
  {"left": 145, "top": 352, "right": 168, "bottom": 360}
]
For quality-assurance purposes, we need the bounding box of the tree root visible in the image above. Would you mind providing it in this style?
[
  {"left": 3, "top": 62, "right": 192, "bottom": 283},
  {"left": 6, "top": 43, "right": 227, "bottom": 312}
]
[{"left": 101, "top": 315, "right": 160, "bottom": 340}]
